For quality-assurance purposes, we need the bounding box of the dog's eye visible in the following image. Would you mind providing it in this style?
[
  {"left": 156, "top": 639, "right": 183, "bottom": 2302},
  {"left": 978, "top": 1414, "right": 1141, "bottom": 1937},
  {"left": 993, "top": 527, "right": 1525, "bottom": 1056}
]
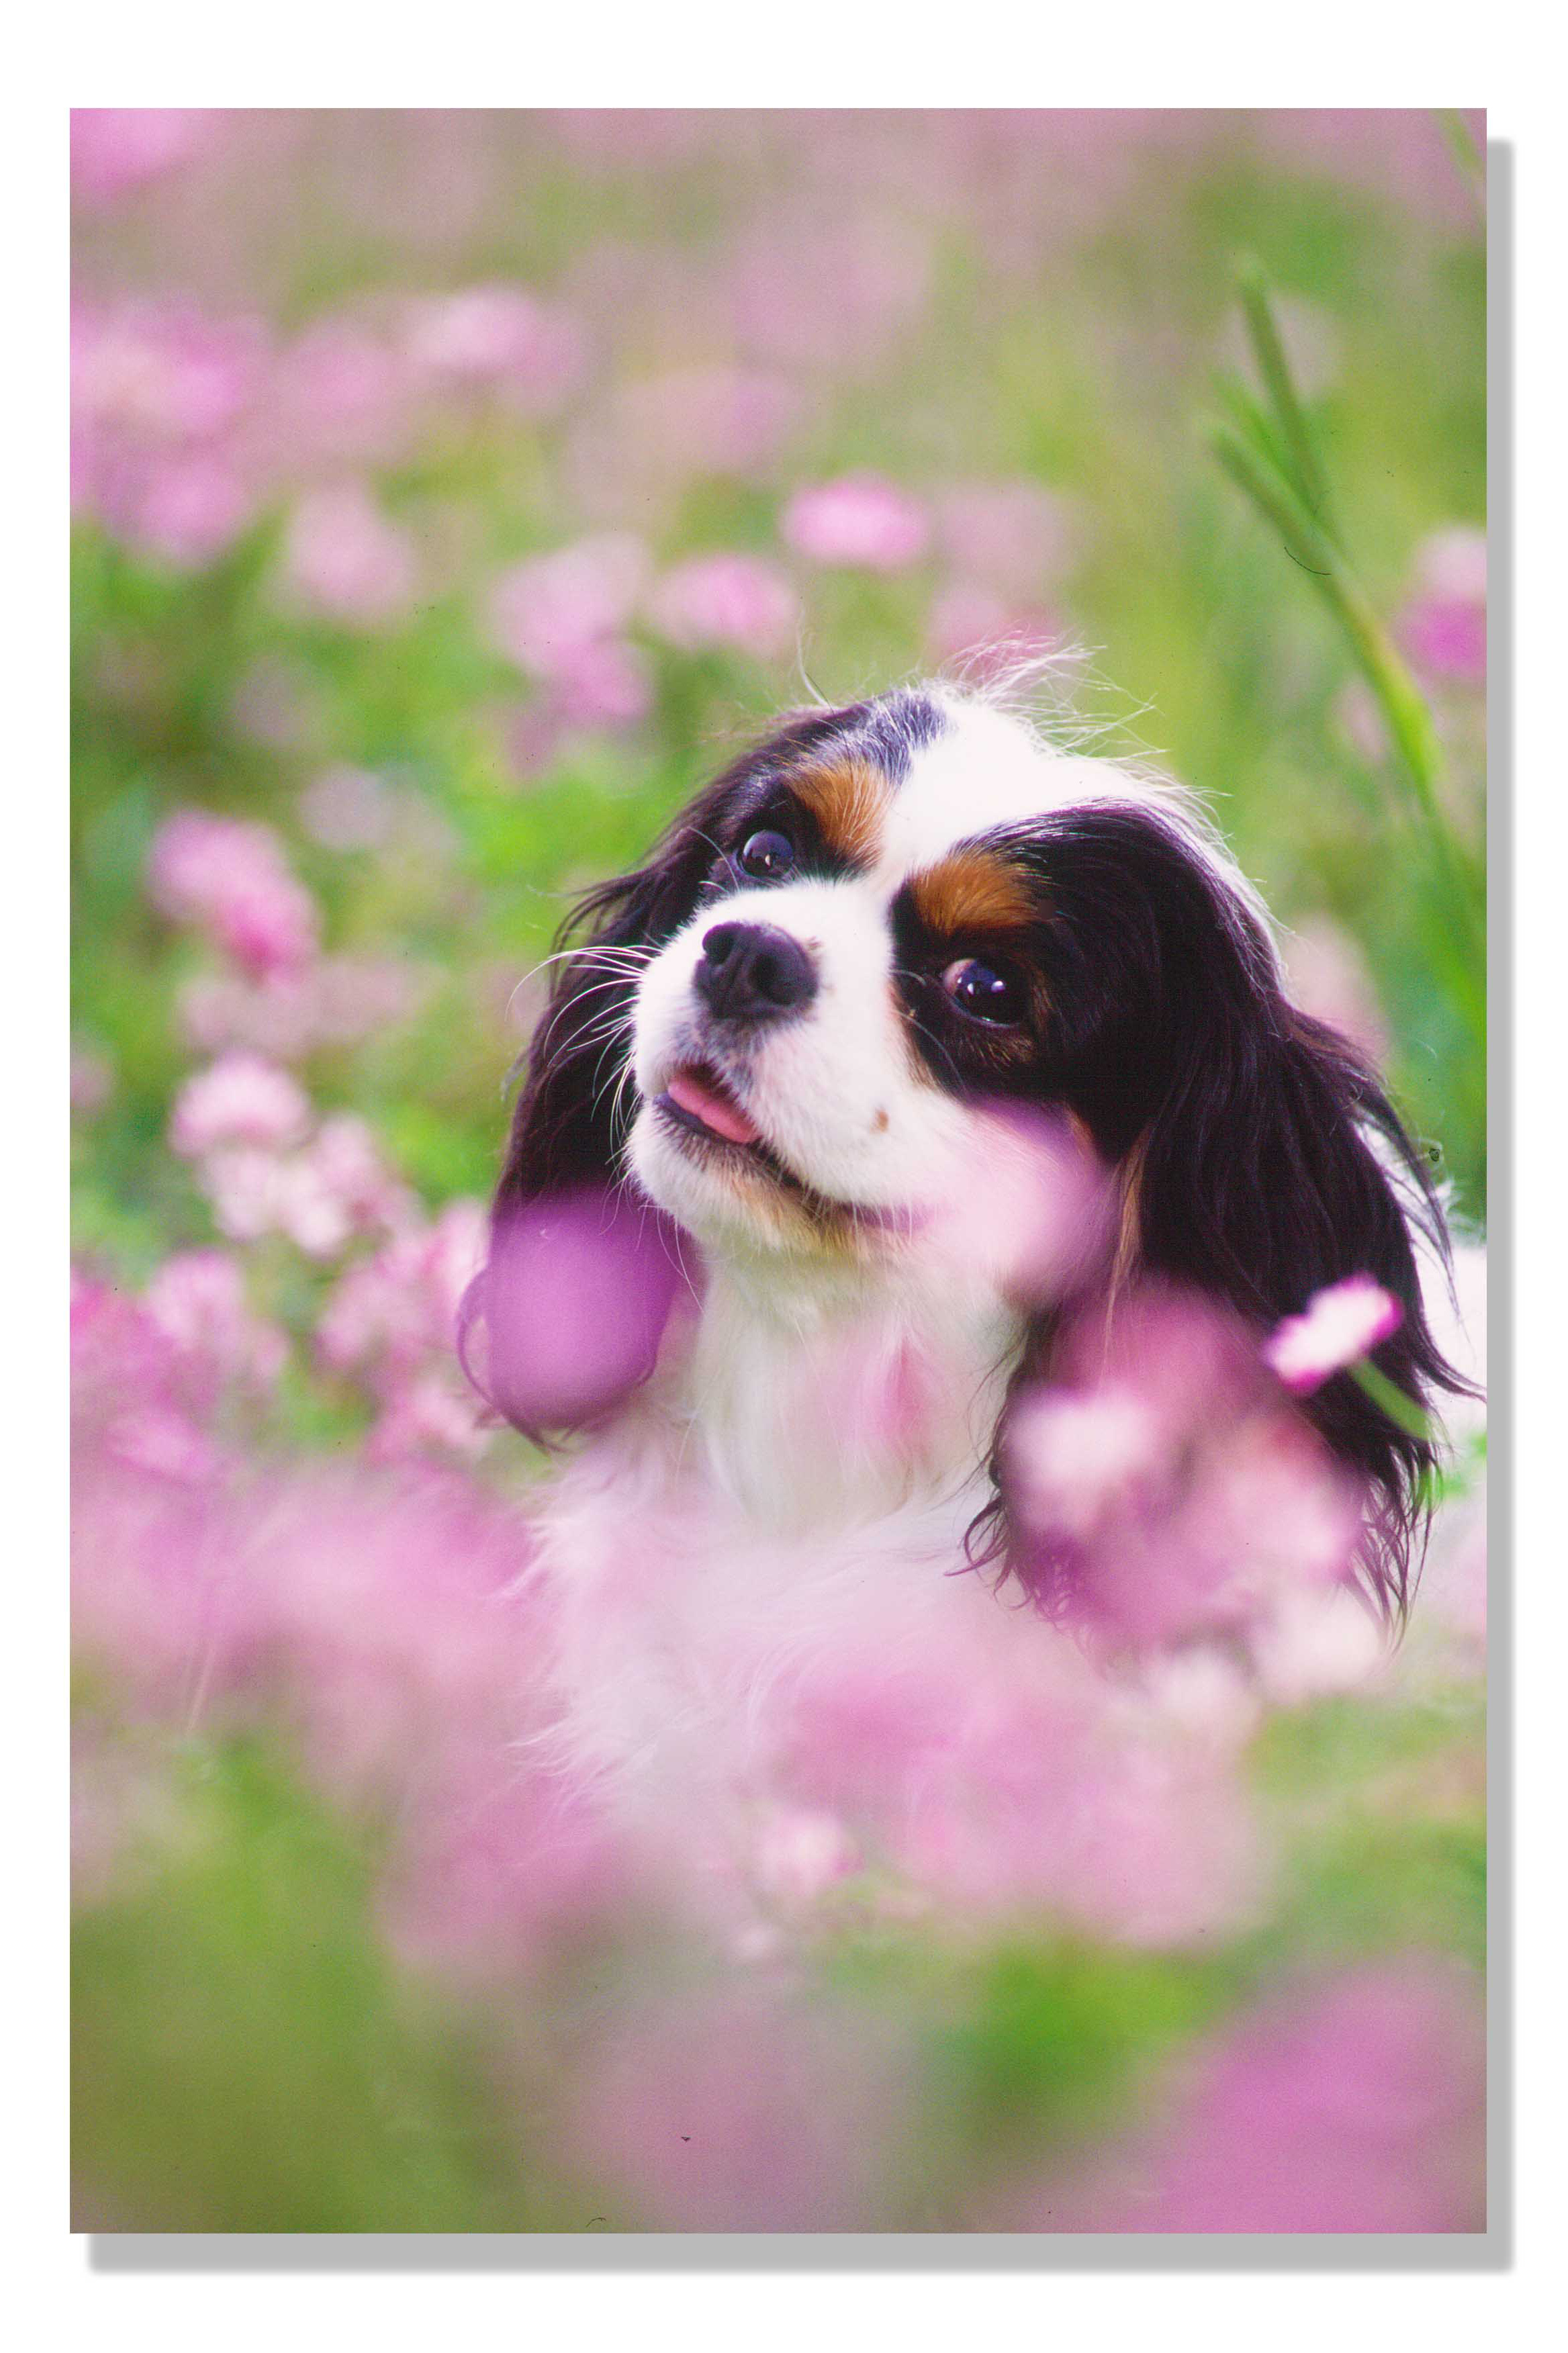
[
  {"left": 942, "top": 956, "right": 1023, "bottom": 1026},
  {"left": 738, "top": 829, "right": 795, "bottom": 882}
]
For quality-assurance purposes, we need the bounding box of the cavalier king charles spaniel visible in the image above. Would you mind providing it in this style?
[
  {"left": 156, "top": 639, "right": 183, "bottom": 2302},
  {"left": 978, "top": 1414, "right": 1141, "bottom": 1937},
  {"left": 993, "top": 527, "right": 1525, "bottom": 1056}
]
[{"left": 465, "top": 680, "right": 1468, "bottom": 1829}]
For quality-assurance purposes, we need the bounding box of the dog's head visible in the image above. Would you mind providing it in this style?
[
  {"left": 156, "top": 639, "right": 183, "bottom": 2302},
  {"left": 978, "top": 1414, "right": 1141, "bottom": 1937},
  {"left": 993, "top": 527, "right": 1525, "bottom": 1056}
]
[{"left": 481, "top": 682, "right": 1467, "bottom": 1616}]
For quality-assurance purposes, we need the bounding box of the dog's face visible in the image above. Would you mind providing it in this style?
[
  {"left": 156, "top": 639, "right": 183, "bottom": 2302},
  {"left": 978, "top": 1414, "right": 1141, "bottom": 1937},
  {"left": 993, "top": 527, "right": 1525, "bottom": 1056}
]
[
  {"left": 630, "top": 692, "right": 1066, "bottom": 1257},
  {"left": 486, "top": 682, "right": 1463, "bottom": 1619},
  {"left": 627, "top": 689, "right": 1232, "bottom": 1264}
]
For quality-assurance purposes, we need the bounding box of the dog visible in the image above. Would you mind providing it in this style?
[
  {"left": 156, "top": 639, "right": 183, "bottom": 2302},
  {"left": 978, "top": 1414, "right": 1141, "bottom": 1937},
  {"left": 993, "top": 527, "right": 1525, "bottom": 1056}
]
[{"left": 465, "top": 677, "right": 1469, "bottom": 1845}]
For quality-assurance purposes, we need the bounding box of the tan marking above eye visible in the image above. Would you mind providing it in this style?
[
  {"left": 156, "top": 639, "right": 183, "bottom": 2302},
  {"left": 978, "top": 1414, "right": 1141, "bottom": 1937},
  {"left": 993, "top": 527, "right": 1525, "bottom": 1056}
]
[
  {"left": 789, "top": 758, "right": 890, "bottom": 867},
  {"left": 909, "top": 847, "right": 1035, "bottom": 936}
]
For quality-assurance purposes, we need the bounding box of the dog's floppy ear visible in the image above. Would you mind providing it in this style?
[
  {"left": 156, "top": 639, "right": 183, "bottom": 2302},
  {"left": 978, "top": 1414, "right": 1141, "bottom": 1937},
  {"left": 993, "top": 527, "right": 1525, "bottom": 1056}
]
[
  {"left": 494, "top": 704, "right": 867, "bottom": 1213},
  {"left": 469, "top": 790, "right": 725, "bottom": 1443},
  {"left": 984, "top": 802, "right": 1473, "bottom": 1621},
  {"left": 473, "top": 706, "right": 868, "bottom": 1440}
]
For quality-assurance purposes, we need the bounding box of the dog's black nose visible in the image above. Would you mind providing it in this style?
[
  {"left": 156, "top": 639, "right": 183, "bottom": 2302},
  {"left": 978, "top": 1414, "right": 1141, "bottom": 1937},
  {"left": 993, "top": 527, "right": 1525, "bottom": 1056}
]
[{"left": 695, "top": 922, "right": 817, "bottom": 1023}]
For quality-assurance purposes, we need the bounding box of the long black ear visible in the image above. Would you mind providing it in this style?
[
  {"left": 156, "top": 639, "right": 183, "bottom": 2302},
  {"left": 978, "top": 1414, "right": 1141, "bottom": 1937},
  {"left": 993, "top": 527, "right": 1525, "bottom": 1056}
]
[{"left": 989, "top": 802, "right": 1475, "bottom": 1622}]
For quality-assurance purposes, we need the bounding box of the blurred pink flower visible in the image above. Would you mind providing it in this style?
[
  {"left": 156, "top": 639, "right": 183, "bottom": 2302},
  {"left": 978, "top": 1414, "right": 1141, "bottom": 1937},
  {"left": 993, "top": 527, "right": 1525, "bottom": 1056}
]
[
  {"left": 297, "top": 765, "right": 396, "bottom": 852},
  {"left": 177, "top": 956, "right": 422, "bottom": 1063},
  {"left": 935, "top": 480, "right": 1074, "bottom": 598},
  {"left": 130, "top": 453, "right": 255, "bottom": 569},
  {"left": 142, "top": 1251, "right": 287, "bottom": 1390},
  {"left": 1005, "top": 1289, "right": 1365, "bottom": 1649},
  {"left": 147, "top": 809, "right": 320, "bottom": 978},
  {"left": 281, "top": 483, "right": 419, "bottom": 627},
  {"left": 71, "top": 109, "right": 222, "bottom": 203},
  {"left": 1263, "top": 1276, "right": 1403, "bottom": 1393},
  {"left": 169, "top": 1052, "right": 311, "bottom": 1159},
  {"left": 269, "top": 322, "right": 414, "bottom": 469},
  {"left": 1029, "top": 1960, "right": 1485, "bottom": 2232},
  {"left": 752, "top": 1806, "right": 860, "bottom": 1908},
  {"left": 547, "top": 636, "right": 653, "bottom": 731},
  {"left": 925, "top": 584, "right": 1062, "bottom": 669},
  {"left": 367, "top": 1368, "right": 491, "bottom": 1464},
  {"left": 782, "top": 473, "right": 929, "bottom": 571},
  {"left": 646, "top": 552, "right": 799, "bottom": 658},
  {"left": 197, "top": 1148, "right": 338, "bottom": 1256},
  {"left": 305, "top": 1115, "right": 414, "bottom": 1238},
  {"left": 319, "top": 1201, "right": 488, "bottom": 1392},
  {"left": 730, "top": 215, "right": 931, "bottom": 377},
  {"left": 1398, "top": 526, "right": 1487, "bottom": 687},
  {"left": 486, "top": 533, "right": 649, "bottom": 676},
  {"left": 612, "top": 366, "right": 802, "bottom": 482},
  {"left": 1006, "top": 1385, "right": 1166, "bottom": 1542},
  {"left": 884, "top": 1641, "right": 1260, "bottom": 1945},
  {"left": 915, "top": 1104, "right": 1116, "bottom": 1306},
  {"left": 104, "top": 1407, "right": 228, "bottom": 1487},
  {"left": 73, "top": 302, "right": 263, "bottom": 448},
  {"left": 473, "top": 1189, "right": 694, "bottom": 1440},
  {"left": 71, "top": 1048, "right": 114, "bottom": 1117},
  {"left": 1281, "top": 917, "right": 1389, "bottom": 1065},
  {"left": 404, "top": 285, "right": 588, "bottom": 413}
]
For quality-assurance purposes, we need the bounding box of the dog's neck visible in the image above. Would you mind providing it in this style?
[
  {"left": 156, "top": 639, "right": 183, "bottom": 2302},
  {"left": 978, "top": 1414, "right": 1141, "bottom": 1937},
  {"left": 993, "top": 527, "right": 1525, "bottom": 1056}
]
[{"left": 661, "top": 1246, "right": 1019, "bottom": 1533}]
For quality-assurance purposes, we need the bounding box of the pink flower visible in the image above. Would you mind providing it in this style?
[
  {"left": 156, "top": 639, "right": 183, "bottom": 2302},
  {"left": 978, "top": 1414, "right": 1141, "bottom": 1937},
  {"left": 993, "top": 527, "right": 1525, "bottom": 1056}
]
[
  {"left": 146, "top": 809, "right": 320, "bottom": 978},
  {"left": 473, "top": 1190, "right": 694, "bottom": 1440},
  {"left": 196, "top": 1148, "right": 299, "bottom": 1248},
  {"left": 925, "top": 584, "right": 1061, "bottom": 669},
  {"left": 303, "top": 1115, "right": 413, "bottom": 1238},
  {"left": 404, "top": 285, "right": 588, "bottom": 414},
  {"left": 1281, "top": 917, "right": 1389, "bottom": 1065},
  {"left": 177, "top": 958, "right": 422, "bottom": 1062},
  {"left": 612, "top": 367, "right": 802, "bottom": 483},
  {"left": 71, "top": 109, "right": 222, "bottom": 203},
  {"left": 647, "top": 552, "right": 799, "bottom": 658},
  {"left": 73, "top": 302, "right": 263, "bottom": 448},
  {"left": 103, "top": 1406, "right": 226, "bottom": 1486},
  {"left": 486, "top": 533, "right": 649, "bottom": 676},
  {"left": 935, "top": 480, "right": 1074, "bottom": 598},
  {"left": 130, "top": 454, "right": 254, "bottom": 569},
  {"left": 142, "top": 1251, "right": 287, "bottom": 1389},
  {"left": 547, "top": 636, "right": 652, "bottom": 731},
  {"left": 367, "top": 1369, "right": 491, "bottom": 1463},
  {"left": 1398, "top": 526, "right": 1487, "bottom": 687},
  {"left": 1004, "top": 1288, "right": 1365, "bottom": 1648},
  {"left": 281, "top": 483, "right": 418, "bottom": 627},
  {"left": 752, "top": 1806, "right": 860, "bottom": 1907},
  {"left": 1006, "top": 1385, "right": 1166, "bottom": 1541},
  {"left": 319, "top": 1201, "right": 488, "bottom": 1392},
  {"left": 782, "top": 473, "right": 929, "bottom": 571},
  {"left": 269, "top": 322, "right": 414, "bottom": 468},
  {"left": 169, "top": 1052, "right": 312, "bottom": 1158},
  {"left": 71, "top": 1049, "right": 113, "bottom": 1117},
  {"left": 915, "top": 1104, "right": 1116, "bottom": 1306},
  {"left": 1262, "top": 1276, "right": 1403, "bottom": 1392},
  {"left": 1029, "top": 1961, "right": 1485, "bottom": 2232}
]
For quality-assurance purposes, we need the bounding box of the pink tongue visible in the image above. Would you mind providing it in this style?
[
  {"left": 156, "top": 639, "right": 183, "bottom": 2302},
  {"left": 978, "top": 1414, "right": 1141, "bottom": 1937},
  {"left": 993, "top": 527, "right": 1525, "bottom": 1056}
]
[{"left": 666, "top": 1067, "right": 762, "bottom": 1147}]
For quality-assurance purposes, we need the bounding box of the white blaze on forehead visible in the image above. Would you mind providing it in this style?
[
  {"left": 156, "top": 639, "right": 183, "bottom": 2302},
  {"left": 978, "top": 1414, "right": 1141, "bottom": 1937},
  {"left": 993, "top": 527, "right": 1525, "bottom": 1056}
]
[
  {"left": 878, "top": 700, "right": 1125, "bottom": 885},
  {"left": 874, "top": 692, "right": 1278, "bottom": 968}
]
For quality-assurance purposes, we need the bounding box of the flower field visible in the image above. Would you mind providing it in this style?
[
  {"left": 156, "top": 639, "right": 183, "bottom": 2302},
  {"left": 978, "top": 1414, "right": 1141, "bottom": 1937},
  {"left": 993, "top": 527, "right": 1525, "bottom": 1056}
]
[{"left": 71, "top": 109, "right": 1487, "bottom": 2236}]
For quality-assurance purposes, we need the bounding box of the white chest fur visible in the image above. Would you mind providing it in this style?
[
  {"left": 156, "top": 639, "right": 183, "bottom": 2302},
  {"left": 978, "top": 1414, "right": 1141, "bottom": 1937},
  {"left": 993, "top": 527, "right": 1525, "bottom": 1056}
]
[{"left": 523, "top": 1259, "right": 1020, "bottom": 1854}]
